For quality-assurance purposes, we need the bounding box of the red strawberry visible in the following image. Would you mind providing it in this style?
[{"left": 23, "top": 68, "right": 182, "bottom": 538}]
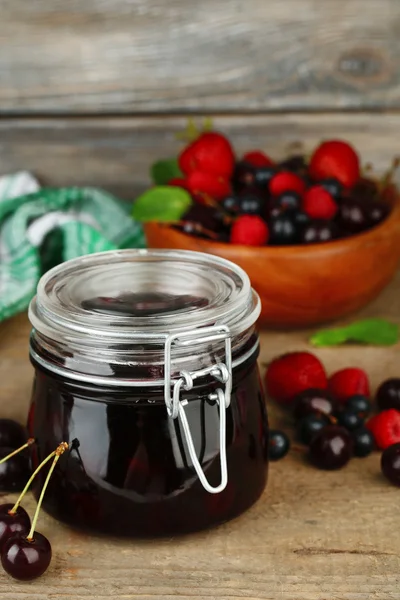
[
  {"left": 309, "top": 140, "right": 360, "bottom": 188},
  {"left": 242, "top": 151, "right": 273, "bottom": 167},
  {"left": 168, "top": 177, "right": 188, "bottom": 189},
  {"left": 329, "top": 368, "right": 370, "bottom": 404},
  {"left": 230, "top": 215, "right": 269, "bottom": 246},
  {"left": 269, "top": 172, "right": 306, "bottom": 197},
  {"left": 186, "top": 171, "right": 232, "bottom": 200},
  {"left": 303, "top": 185, "right": 338, "bottom": 220},
  {"left": 179, "top": 132, "right": 235, "bottom": 178},
  {"left": 366, "top": 409, "right": 400, "bottom": 449},
  {"left": 265, "top": 352, "right": 328, "bottom": 405}
]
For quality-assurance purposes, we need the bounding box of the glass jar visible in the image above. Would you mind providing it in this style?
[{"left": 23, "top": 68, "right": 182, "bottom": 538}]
[{"left": 28, "top": 249, "right": 268, "bottom": 537}]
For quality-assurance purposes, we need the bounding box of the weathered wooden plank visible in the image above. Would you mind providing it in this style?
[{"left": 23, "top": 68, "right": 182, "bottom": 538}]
[
  {"left": 1, "top": 271, "right": 400, "bottom": 598},
  {"left": 0, "top": 0, "right": 399, "bottom": 114},
  {"left": 0, "top": 112, "right": 399, "bottom": 198}
]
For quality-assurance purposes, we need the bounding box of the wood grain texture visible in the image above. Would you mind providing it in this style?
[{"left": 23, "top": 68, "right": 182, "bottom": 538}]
[
  {"left": 1, "top": 275, "right": 400, "bottom": 598},
  {"left": 1, "top": 0, "right": 400, "bottom": 114},
  {"left": 2, "top": 112, "right": 400, "bottom": 198}
]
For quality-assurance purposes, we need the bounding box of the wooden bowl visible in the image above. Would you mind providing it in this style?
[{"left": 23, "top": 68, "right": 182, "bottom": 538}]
[{"left": 144, "top": 192, "right": 400, "bottom": 328}]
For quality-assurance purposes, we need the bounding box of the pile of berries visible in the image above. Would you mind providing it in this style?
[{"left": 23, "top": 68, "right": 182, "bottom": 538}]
[
  {"left": 265, "top": 351, "right": 400, "bottom": 485},
  {"left": 168, "top": 132, "right": 394, "bottom": 246}
]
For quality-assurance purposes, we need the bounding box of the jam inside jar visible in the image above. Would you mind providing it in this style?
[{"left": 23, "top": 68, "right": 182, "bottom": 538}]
[{"left": 28, "top": 249, "right": 268, "bottom": 537}]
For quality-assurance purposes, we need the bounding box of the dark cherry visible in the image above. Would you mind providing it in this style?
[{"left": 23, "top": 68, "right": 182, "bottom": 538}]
[
  {"left": 0, "top": 419, "right": 27, "bottom": 450},
  {"left": 0, "top": 447, "right": 31, "bottom": 492},
  {"left": 351, "top": 178, "right": 379, "bottom": 202},
  {"left": 221, "top": 195, "right": 240, "bottom": 215},
  {"left": 254, "top": 166, "right": 276, "bottom": 189},
  {"left": 337, "top": 199, "right": 368, "bottom": 234},
  {"left": 232, "top": 161, "right": 256, "bottom": 192},
  {"left": 381, "top": 443, "right": 400, "bottom": 486},
  {"left": 270, "top": 191, "right": 302, "bottom": 212},
  {"left": 351, "top": 428, "right": 374, "bottom": 458},
  {"left": 0, "top": 504, "right": 30, "bottom": 551},
  {"left": 268, "top": 430, "right": 290, "bottom": 461},
  {"left": 366, "top": 202, "right": 390, "bottom": 227},
  {"left": 181, "top": 204, "right": 221, "bottom": 231},
  {"left": 309, "top": 426, "right": 353, "bottom": 470},
  {"left": 279, "top": 155, "right": 306, "bottom": 174},
  {"left": 238, "top": 193, "right": 265, "bottom": 216},
  {"left": 1, "top": 531, "right": 52, "bottom": 581},
  {"left": 293, "top": 388, "right": 337, "bottom": 421},
  {"left": 297, "top": 414, "right": 330, "bottom": 445},
  {"left": 337, "top": 409, "right": 364, "bottom": 432},
  {"left": 320, "top": 178, "right": 343, "bottom": 200},
  {"left": 177, "top": 221, "right": 216, "bottom": 240},
  {"left": 300, "top": 220, "right": 339, "bottom": 244},
  {"left": 346, "top": 395, "right": 371, "bottom": 418},
  {"left": 376, "top": 378, "right": 400, "bottom": 412},
  {"left": 268, "top": 212, "right": 299, "bottom": 245}
]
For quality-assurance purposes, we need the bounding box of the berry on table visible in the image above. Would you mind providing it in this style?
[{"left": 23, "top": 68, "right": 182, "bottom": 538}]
[
  {"left": 265, "top": 352, "right": 328, "bottom": 406},
  {"left": 376, "top": 379, "right": 400, "bottom": 412},
  {"left": 337, "top": 409, "right": 364, "bottom": 432},
  {"left": 309, "top": 426, "right": 353, "bottom": 470},
  {"left": 309, "top": 140, "right": 360, "bottom": 188},
  {"left": 297, "top": 413, "right": 330, "bottom": 445},
  {"left": 366, "top": 409, "right": 400, "bottom": 450},
  {"left": 346, "top": 394, "right": 371, "bottom": 418},
  {"left": 178, "top": 132, "right": 235, "bottom": 178},
  {"left": 303, "top": 186, "right": 338, "bottom": 220},
  {"left": 243, "top": 150, "right": 273, "bottom": 167},
  {"left": 381, "top": 443, "right": 400, "bottom": 486},
  {"left": 268, "top": 430, "right": 290, "bottom": 461},
  {"left": 268, "top": 212, "right": 299, "bottom": 245},
  {"left": 0, "top": 504, "right": 30, "bottom": 551},
  {"left": 269, "top": 171, "right": 306, "bottom": 197},
  {"left": 293, "top": 388, "right": 337, "bottom": 421},
  {"left": 351, "top": 427, "right": 374, "bottom": 458},
  {"left": 329, "top": 368, "right": 370, "bottom": 404},
  {"left": 1, "top": 531, "right": 52, "bottom": 581},
  {"left": 300, "top": 220, "right": 339, "bottom": 244},
  {"left": 230, "top": 215, "right": 269, "bottom": 246}
]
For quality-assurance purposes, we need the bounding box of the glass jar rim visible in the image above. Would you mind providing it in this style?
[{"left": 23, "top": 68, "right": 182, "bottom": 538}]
[{"left": 29, "top": 249, "right": 261, "bottom": 344}]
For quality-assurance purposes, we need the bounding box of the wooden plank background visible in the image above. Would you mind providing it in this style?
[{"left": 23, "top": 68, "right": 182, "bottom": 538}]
[{"left": 0, "top": 0, "right": 400, "bottom": 198}]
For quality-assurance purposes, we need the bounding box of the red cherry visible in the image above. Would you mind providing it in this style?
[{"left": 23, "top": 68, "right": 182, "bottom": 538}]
[
  {"left": 309, "top": 140, "right": 360, "bottom": 188},
  {"left": 329, "top": 368, "right": 370, "bottom": 404},
  {"left": 269, "top": 172, "right": 306, "bottom": 197}
]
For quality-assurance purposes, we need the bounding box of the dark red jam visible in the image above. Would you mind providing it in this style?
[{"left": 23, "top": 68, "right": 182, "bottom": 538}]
[
  {"left": 28, "top": 351, "right": 268, "bottom": 537},
  {"left": 28, "top": 250, "right": 267, "bottom": 537}
]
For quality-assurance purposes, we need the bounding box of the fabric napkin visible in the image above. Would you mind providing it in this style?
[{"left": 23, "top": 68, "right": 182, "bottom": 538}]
[{"left": 0, "top": 172, "right": 145, "bottom": 322}]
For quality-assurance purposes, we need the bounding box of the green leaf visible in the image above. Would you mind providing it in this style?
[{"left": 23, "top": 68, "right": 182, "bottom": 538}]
[
  {"left": 150, "top": 158, "right": 182, "bottom": 186},
  {"left": 132, "top": 186, "right": 192, "bottom": 222},
  {"left": 310, "top": 318, "right": 399, "bottom": 347}
]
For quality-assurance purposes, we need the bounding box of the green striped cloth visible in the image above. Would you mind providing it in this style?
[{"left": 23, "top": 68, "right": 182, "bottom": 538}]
[{"left": 0, "top": 172, "right": 145, "bottom": 322}]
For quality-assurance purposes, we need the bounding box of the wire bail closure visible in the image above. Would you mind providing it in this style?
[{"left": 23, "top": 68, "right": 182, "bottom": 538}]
[{"left": 164, "top": 325, "right": 232, "bottom": 494}]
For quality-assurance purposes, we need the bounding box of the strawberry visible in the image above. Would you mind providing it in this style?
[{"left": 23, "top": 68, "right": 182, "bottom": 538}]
[
  {"left": 178, "top": 132, "right": 235, "bottom": 178},
  {"left": 242, "top": 151, "right": 273, "bottom": 167},
  {"left": 269, "top": 172, "right": 306, "bottom": 197},
  {"left": 329, "top": 368, "right": 370, "bottom": 404},
  {"left": 309, "top": 140, "right": 360, "bottom": 188},
  {"left": 186, "top": 171, "right": 231, "bottom": 200},
  {"left": 230, "top": 215, "right": 269, "bottom": 246},
  {"left": 265, "top": 352, "right": 328, "bottom": 405},
  {"left": 303, "top": 185, "right": 338, "bottom": 220},
  {"left": 366, "top": 409, "right": 400, "bottom": 449}
]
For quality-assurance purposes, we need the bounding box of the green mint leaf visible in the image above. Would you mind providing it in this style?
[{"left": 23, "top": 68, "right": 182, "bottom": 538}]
[
  {"left": 310, "top": 318, "right": 399, "bottom": 347},
  {"left": 132, "top": 186, "right": 192, "bottom": 222},
  {"left": 150, "top": 158, "right": 182, "bottom": 186}
]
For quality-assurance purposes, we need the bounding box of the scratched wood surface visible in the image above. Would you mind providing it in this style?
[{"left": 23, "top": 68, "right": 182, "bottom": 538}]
[
  {"left": 0, "top": 273, "right": 400, "bottom": 599},
  {"left": 2, "top": 112, "right": 400, "bottom": 199},
  {"left": 0, "top": 0, "right": 399, "bottom": 114}
]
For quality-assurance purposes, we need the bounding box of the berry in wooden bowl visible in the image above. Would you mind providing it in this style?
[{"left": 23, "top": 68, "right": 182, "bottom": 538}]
[{"left": 137, "top": 130, "right": 400, "bottom": 328}]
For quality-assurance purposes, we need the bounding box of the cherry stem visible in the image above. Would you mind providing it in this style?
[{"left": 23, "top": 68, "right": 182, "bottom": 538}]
[
  {"left": 0, "top": 438, "right": 35, "bottom": 465},
  {"left": 27, "top": 442, "right": 68, "bottom": 541},
  {"left": 9, "top": 449, "right": 57, "bottom": 516}
]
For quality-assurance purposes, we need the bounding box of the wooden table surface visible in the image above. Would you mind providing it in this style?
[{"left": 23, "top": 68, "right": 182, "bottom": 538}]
[{"left": 1, "top": 274, "right": 400, "bottom": 599}]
